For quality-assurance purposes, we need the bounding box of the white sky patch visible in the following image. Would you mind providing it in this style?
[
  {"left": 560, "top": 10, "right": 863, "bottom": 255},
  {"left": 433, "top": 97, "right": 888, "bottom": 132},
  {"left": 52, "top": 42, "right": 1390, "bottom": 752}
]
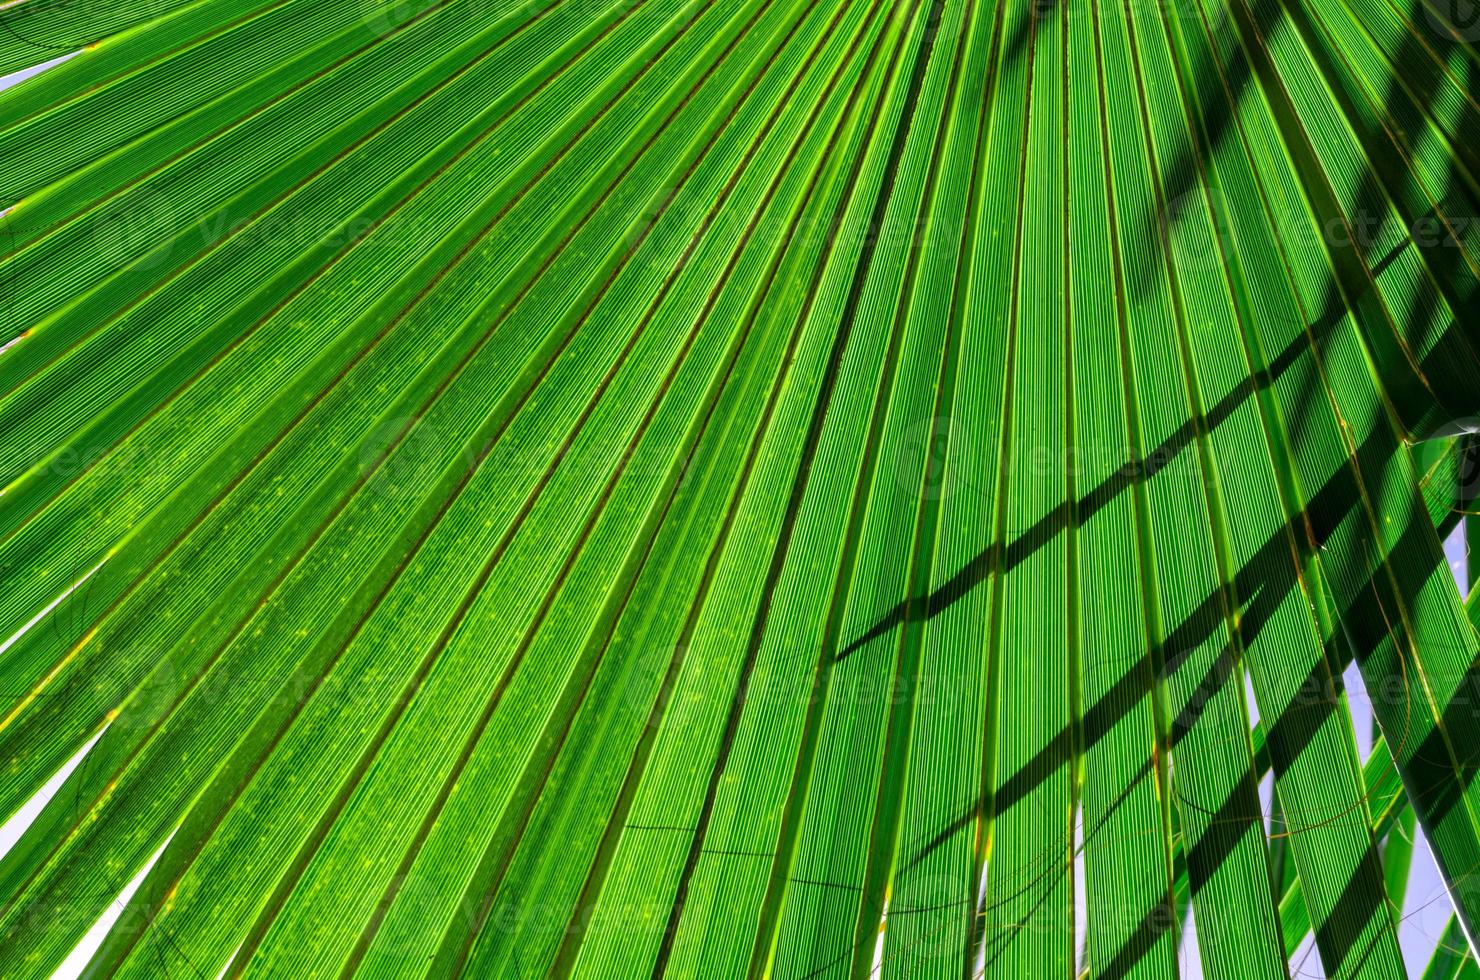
[
  {"left": 0, "top": 724, "right": 106, "bottom": 862},
  {"left": 214, "top": 942, "right": 244, "bottom": 980},
  {"left": 51, "top": 829, "right": 175, "bottom": 980},
  {"left": 973, "top": 869, "right": 987, "bottom": 977},
  {"left": 0, "top": 51, "right": 81, "bottom": 93},
  {"left": 1179, "top": 899, "right": 1202, "bottom": 976},
  {"left": 1073, "top": 807, "right": 1086, "bottom": 974},
  {"left": 872, "top": 902, "right": 885, "bottom": 976},
  {"left": 1244, "top": 668, "right": 1260, "bottom": 727},
  {"left": 1344, "top": 656, "right": 1374, "bottom": 761},
  {"left": 1444, "top": 521, "right": 1468, "bottom": 593},
  {"left": 1289, "top": 930, "right": 1322, "bottom": 978},
  {"left": 0, "top": 558, "right": 106, "bottom": 660},
  {"left": 1399, "top": 828, "right": 1463, "bottom": 977},
  {"left": 1259, "top": 767, "right": 1276, "bottom": 839}
]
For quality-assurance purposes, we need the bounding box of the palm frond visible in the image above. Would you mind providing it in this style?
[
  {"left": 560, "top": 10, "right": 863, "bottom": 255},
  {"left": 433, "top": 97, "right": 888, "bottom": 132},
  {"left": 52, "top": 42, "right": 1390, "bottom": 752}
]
[{"left": 0, "top": 0, "right": 1478, "bottom": 975}]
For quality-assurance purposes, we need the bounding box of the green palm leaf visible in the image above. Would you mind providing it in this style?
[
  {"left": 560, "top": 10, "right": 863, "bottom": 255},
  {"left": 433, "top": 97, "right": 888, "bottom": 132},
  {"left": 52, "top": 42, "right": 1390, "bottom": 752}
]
[{"left": 0, "top": 0, "right": 1477, "bottom": 975}]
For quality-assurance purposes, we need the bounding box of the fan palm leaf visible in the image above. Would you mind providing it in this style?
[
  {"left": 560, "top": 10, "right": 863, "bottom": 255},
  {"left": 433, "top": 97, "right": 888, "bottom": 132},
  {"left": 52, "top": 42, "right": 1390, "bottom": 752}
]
[{"left": 0, "top": 0, "right": 1477, "bottom": 975}]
